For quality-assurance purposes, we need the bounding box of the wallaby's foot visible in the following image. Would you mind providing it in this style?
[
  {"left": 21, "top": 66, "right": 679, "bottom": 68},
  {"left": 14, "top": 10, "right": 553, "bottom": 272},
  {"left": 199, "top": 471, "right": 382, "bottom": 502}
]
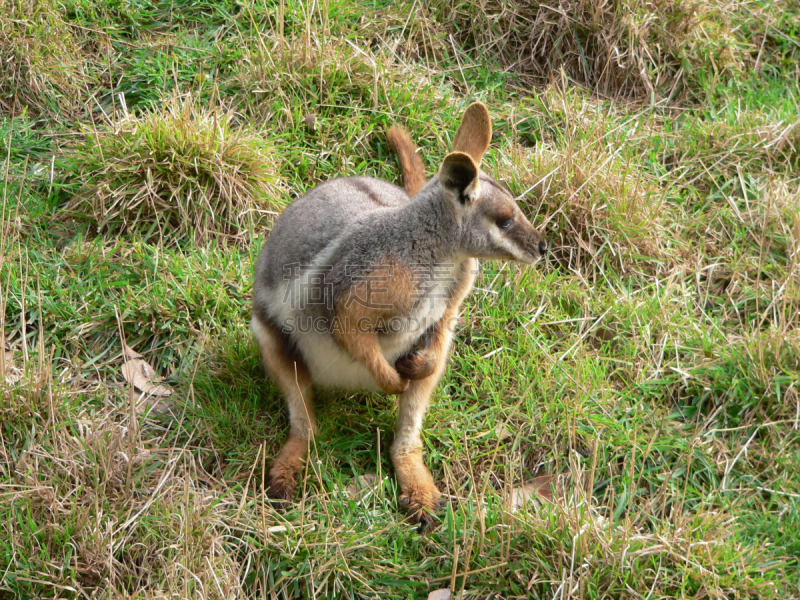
[
  {"left": 392, "top": 447, "right": 441, "bottom": 533},
  {"left": 266, "top": 472, "right": 297, "bottom": 505},
  {"left": 399, "top": 484, "right": 441, "bottom": 533},
  {"left": 266, "top": 436, "right": 308, "bottom": 504},
  {"left": 395, "top": 350, "right": 437, "bottom": 380}
]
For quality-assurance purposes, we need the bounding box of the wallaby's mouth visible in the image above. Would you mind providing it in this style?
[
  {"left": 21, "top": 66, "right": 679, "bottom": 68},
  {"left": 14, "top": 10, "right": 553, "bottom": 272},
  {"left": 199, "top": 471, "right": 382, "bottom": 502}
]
[
  {"left": 519, "top": 251, "right": 546, "bottom": 266},
  {"left": 505, "top": 224, "right": 547, "bottom": 265}
]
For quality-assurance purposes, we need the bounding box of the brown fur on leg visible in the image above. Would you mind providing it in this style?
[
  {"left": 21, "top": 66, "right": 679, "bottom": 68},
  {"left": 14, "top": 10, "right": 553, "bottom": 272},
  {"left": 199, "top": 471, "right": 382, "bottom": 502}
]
[
  {"left": 391, "top": 327, "right": 451, "bottom": 532},
  {"left": 395, "top": 350, "right": 437, "bottom": 380},
  {"left": 390, "top": 264, "right": 476, "bottom": 531},
  {"left": 332, "top": 260, "right": 415, "bottom": 394},
  {"left": 251, "top": 313, "right": 317, "bottom": 505}
]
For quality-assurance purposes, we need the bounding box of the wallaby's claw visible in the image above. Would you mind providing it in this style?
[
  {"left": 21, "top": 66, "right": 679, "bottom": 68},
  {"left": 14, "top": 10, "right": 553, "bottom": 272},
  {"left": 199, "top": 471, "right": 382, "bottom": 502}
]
[{"left": 399, "top": 487, "right": 441, "bottom": 534}]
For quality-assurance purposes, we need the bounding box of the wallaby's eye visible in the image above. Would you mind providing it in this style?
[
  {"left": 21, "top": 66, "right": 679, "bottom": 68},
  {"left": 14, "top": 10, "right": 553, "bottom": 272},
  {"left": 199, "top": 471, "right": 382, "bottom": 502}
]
[{"left": 497, "top": 217, "right": 514, "bottom": 229}]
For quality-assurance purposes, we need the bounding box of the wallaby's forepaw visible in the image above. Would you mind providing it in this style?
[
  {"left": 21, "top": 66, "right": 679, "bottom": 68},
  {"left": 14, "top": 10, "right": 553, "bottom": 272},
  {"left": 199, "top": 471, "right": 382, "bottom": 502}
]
[
  {"left": 399, "top": 485, "right": 441, "bottom": 534},
  {"left": 379, "top": 371, "right": 410, "bottom": 395},
  {"left": 395, "top": 350, "right": 437, "bottom": 380}
]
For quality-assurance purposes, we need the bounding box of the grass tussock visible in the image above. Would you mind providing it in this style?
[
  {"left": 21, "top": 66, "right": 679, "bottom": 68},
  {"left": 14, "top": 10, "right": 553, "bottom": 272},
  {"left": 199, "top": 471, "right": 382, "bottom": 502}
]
[
  {"left": 234, "top": 34, "right": 447, "bottom": 123},
  {"left": 65, "top": 96, "right": 284, "bottom": 245},
  {"left": 664, "top": 115, "right": 800, "bottom": 192},
  {"left": 0, "top": 357, "right": 238, "bottom": 597},
  {"left": 0, "top": 0, "right": 90, "bottom": 118},
  {"left": 499, "top": 141, "right": 666, "bottom": 277},
  {"left": 435, "top": 0, "right": 751, "bottom": 99}
]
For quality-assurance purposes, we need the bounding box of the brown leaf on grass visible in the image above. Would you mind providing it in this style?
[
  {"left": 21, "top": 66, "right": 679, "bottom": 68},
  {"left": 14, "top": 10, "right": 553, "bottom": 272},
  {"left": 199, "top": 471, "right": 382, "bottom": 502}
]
[
  {"left": 121, "top": 343, "right": 172, "bottom": 399},
  {"left": 507, "top": 474, "right": 558, "bottom": 512},
  {"left": 346, "top": 473, "right": 378, "bottom": 500},
  {"left": 427, "top": 590, "right": 451, "bottom": 600},
  {"left": 494, "top": 423, "right": 513, "bottom": 442},
  {"left": 1, "top": 339, "right": 23, "bottom": 385}
]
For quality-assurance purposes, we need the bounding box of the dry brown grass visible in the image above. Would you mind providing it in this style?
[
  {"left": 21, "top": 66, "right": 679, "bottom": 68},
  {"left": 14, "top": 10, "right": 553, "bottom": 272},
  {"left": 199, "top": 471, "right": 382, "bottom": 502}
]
[
  {"left": 0, "top": 346, "right": 782, "bottom": 599},
  {"left": 494, "top": 91, "right": 670, "bottom": 278},
  {"left": 64, "top": 96, "right": 284, "bottom": 245},
  {"left": 663, "top": 116, "right": 800, "bottom": 193},
  {"left": 0, "top": 0, "right": 91, "bottom": 118},
  {"left": 434, "top": 0, "right": 751, "bottom": 99},
  {"left": 0, "top": 355, "right": 240, "bottom": 597},
  {"left": 233, "top": 33, "right": 447, "bottom": 124},
  {"left": 505, "top": 142, "right": 666, "bottom": 273}
]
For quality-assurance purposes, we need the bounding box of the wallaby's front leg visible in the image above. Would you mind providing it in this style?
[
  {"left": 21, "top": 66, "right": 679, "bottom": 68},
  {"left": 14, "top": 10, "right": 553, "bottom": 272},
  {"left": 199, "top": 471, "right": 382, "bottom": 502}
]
[
  {"left": 251, "top": 316, "right": 317, "bottom": 501},
  {"left": 333, "top": 329, "right": 409, "bottom": 395},
  {"left": 333, "top": 263, "right": 413, "bottom": 395}
]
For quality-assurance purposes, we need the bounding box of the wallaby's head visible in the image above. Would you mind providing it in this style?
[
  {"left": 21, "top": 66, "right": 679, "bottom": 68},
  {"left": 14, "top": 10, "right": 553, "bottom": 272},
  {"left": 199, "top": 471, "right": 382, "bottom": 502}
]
[{"left": 439, "top": 103, "right": 547, "bottom": 264}]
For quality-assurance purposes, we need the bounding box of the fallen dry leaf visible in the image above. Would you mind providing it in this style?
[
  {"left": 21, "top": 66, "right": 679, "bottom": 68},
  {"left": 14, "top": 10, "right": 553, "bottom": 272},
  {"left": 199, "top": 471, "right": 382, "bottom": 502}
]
[
  {"left": 494, "top": 423, "right": 513, "bottom": 442},
  {"left": 427, "top": 590, "right": 451, "bottom": 600},
  {"left": 121, "top": 343, "right": 172, "bottom": 399},
  {"left": 1, "top": 340, "right": 23, "bottom": 385},
  {"left": 508, "top": 474, "right": 557, "bottom": 512},
  {"left": 346, "top": 473, "right": 378, "bottom": 500}
]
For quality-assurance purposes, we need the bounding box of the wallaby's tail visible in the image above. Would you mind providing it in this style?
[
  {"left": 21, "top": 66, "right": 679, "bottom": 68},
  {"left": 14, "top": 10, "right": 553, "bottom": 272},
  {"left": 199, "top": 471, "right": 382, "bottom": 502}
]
[{"left": 387, "top": 126, "right": 426, "bottom": 197}]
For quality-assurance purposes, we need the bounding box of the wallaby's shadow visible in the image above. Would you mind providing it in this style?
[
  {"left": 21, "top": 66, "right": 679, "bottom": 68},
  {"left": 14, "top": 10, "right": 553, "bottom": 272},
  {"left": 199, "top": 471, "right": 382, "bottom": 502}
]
[{"left": 175, "top": 333, "right": 397, "bottom": 487}]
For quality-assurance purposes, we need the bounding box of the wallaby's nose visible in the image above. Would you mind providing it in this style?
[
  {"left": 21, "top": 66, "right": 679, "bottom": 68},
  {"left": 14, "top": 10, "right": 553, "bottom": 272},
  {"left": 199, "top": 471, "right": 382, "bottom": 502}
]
[{"left": 538, "top": 240, "right": 548, "bottom": 255}]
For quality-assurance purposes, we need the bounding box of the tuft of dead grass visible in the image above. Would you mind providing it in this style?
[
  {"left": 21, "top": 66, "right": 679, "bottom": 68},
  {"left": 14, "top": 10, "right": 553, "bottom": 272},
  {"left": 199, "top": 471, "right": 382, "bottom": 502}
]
[
  {"left": 0, "top": 0, "right": 91, "bottom": 118},
  {"left": 355, "top": 3, "right": 452, "bottom": 67},
  {"left": 662, "top": 116, "right": 800, "bottom": 193},
  {"left": 64, "top": 96, "right": 284, "bottom": 245},
  {"left": 0, "top": 355, "right": 241, "bottom": 597},
  {"left": 434, "top": 0, "right": 751, "bottom": 99},
  {"left": 499, "top": 141, "right": 668, "bottom": 277},
  {"left": 232, "top": 32, "right": 449, "bottom": 125}
]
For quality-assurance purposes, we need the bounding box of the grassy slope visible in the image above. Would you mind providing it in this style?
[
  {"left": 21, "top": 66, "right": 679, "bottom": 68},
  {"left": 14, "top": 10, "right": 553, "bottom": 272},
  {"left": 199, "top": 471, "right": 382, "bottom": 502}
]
[{"left": 1, "top": 0, "right": 799, "bottom": 598}]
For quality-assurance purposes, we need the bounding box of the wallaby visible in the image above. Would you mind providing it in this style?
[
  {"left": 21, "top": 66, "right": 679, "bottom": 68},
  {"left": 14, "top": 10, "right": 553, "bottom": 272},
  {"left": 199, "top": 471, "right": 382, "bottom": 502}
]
[{"left": 251, "top": 103, "right": 547, "bottom": 531}]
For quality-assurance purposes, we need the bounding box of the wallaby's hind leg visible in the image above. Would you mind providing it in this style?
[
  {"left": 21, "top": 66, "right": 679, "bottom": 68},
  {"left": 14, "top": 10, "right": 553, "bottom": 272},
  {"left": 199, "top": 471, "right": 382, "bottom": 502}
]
[
  {"left": 391, "top": 314, "right": 456, "bottom": 532},
  {"left": 251, "top": 315, "right": 317, "bottom": 501},
  {"left": 392, "top": 375, "right": 444, "bottom": 532},
  {"left": 392, "top": 259, "right": 476, "bottom": 531}
]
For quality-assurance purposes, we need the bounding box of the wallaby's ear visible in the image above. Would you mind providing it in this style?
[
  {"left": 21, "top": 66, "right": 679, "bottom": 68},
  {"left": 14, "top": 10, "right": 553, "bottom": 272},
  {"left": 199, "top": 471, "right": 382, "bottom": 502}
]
[
  {"left": 452, "top": 102, "right": 491, "bottom": 165},
  {"left": 440, "top": 152, "right": 479, "bottom": 204}
]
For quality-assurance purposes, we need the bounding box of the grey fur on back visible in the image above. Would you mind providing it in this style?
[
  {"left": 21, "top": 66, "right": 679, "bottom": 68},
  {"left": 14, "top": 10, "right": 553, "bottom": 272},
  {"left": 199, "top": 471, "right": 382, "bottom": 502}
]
[
  {"left": 253, "top": 174, "right": 464, "bottom": 326},
  {"left": 255, "top": 176, "right": 410, "bottom": 290}
]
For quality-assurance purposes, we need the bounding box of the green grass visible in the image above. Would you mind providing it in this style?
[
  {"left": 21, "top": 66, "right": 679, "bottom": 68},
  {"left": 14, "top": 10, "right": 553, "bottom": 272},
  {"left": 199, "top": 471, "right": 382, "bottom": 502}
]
[{"left": 1, "top": 0, "right": 799, "bottom": 598}]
